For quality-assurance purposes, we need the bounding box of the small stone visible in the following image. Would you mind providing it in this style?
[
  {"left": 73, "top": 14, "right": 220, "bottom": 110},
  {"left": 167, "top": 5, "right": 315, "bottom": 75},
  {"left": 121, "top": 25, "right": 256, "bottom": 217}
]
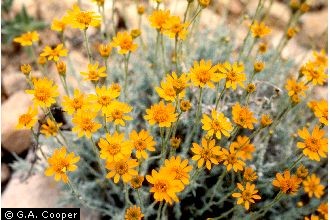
[{"left": 2, "top": 73, "right": 28, "bottom": 96}]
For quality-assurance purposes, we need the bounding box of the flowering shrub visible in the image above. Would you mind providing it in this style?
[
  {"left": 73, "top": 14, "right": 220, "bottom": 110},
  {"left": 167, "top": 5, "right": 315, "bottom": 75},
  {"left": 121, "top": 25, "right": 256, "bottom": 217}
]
[{"left": 11, "top": 0, "right": 327, "bottom": 219}]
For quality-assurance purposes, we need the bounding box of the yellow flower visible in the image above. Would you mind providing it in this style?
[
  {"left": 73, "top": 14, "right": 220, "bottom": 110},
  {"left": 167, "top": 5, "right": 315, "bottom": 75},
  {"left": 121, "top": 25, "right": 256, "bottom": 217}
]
[
  {"left": 56, "top": 60, "right": 66, "bottom": 76},
  {"left": 41, "top": 118, "right": 62, "bottom": 137},
  {"left": 243, "top": 167, "right": 258, "bottom": 182},
  {"left": 232, "top": 103, "right": 257, "bottom": 130},
  {"left": 161, "top": 156, "right": 193, "bottom": 185},
  {"left": 110, "top": 83, "right": 121, "bottom": 94},
  {"left": 199, "top": 0, "right": 211, "bottom": 8},
  {"left": 273, "top": 170, "right": 302, "bottom": 194},
  {"left": 219, "top": 146, "right": 245, "bottom": 172},
  {"left": 149, "top": 10, "right": 171, "bottom": 32},
  {"left": 254, "top": 61, "right": 265, "bottom": 73},
  {"left": 137, "top": 5, "right": 145, "bottom": 15},
  {"left": 246, "top": 83, "right": 256, "bottom": 93},
  {"left": 156, "top": 81, "right": 183, "bottom": 102},
  {"left": 130, "top": 175, "right": 144, "bottom": 189},
  {"left": 191, "top": 138, "right": 221, "bottom": 170},
  {"left": 80, "top": 62, "right": 107, "bottom": 81},
  {"left": 130, "top": 29, "right": 141, "bottom": 39},
  {"left": 312, "top": 49, "right": 328, "bottom": 69},
  {"left": 180, "top": 100, "right": 191, "bottom": 112},
  {"left": 106, "top": 101, "right": 133, "bottom": 126},
  {"left": 144, "top": 101, "right": 177, "bottom": 127},
  {"left": 62, "top": 89, "right": 90, "bottom": 115},
  {"left": 146, "top": 169, "right": 184, "bottom": 204},
  {"left": 98, "top": 43, "right": 112, "bottom": 58},
  {"left": 44, "top": 146, "right": 80, "bottom": 183},
  {"left": 287, "top": 27, "right": 299, "bottom": 39},
  {"left": 232, "top": 182, "right": 261, "bottom": 210},
  {"left": 296, "top": 164, "right": 309, "bottom": 179},
  {"left": 317, "top": 202, "right": 328, "bottom": 220},
  {"left": 166, "top": 72, "right": 189, "bottom": 95},
  {"left": 98, "top": 132, "right": 132, "bottom": 162},
  {"left": 40, "top": 44, "right": 68, "bottom": 62},
  {"left": 230, "top": 136, "right": 255, "bottom": 160},
  {"left": 130, "top": 129, "right": 156, "bottom": 159},
  {"left": 20, "top": 64, "right": 32, "bottom": 75},
  {"left": 26, "top": 77, "right": 59, "bottom": 108},
  {"left": 303, "top": 174, "right": 325, "bottom": 198},
  {"left": 309, "top": 99, "right": 328, "bottom": 126},
  {"left": 92, "top": 0, "right": 105, "bottom": 6},
  {"left": 16, "top": 107, "right": 38, "bottom": 129},
  {"left": 125, "top": 205, "right": 144, "bottom": 220},
  {"left": 285, "top": 77, "right": 307, "bottom": 99},
  {"left": 190, "top": 59, "right": 220, "bottom": 88},
  {"left": 88, "top": 86, "right": 120, "bottom": 114},
  {"left": 65, "top": 4, "right": 101, "bottom": 30},
  {"left": 304, "top": 215, "right": 320, "bottom": 220},
  {"left": 71, "top": 108, "right": 101, "bottom": 138},
  {"left": 250, "top": 21, "right": 271, "bottom": 38},
  {"left": 163, "top": 16, "right": 188, "bottom": 40},
  {"left": 218, "top": 62, "right": 246, "bottom": 90},
  {"left": 201, "top": 109, "right": 233, "bottom": 139},
  {"left": 38, "top": 56, "right": 47, "bottom": 65},
  {"left": 297, "top": 126, "right": 328, "bottom": 161},
  {"left": 258, "top": 42, "right": 268, "bottom": 53},
  {"left": 13, "top": 31, "right": 39, "bottom": 46},
  {"left": 301, "top": 61, "right": 327, "bottom": 85},
  {"left": 260, "top": 114, "right": 273, "bottom": 127},
  {"left": 170, "top": 137, "right": 181, "bottom": 149},
  {"left": 51, "top": 17, "right": 68, "bottom": 32},
  {"left": 111, "top": 31, "right": 138, "bottom": 55},
  {"left": 106, "top": 157, "right": 138, "bottom": 183}
]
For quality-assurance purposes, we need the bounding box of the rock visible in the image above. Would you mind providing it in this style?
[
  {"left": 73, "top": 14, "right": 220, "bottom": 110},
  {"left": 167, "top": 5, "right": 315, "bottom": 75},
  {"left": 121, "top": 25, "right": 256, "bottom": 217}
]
[
  {"left": 1, "top": 91, "right": 33, "bottom": 154},
  {"left": 2, "top": 73, "right": 28, "bottom": 96},
  {"left": 1, "top": 163, "right": 10, "bottom": 183},
  {"left": 268, "top": 2, "right": 290, "bottom": 29},
  {"left": 199, "top": 8, "right": 222, "bottom": 30},
  {"left": 2, "top": 174, "right": 60, "bottom": 207}
]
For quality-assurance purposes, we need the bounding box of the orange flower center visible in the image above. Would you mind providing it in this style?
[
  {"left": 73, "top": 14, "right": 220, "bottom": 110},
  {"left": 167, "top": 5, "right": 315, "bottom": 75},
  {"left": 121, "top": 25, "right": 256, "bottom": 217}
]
[
  {"left": 98, "top": 95, "right": 111, "bottom": 106},
  {"left": 107, "top": 143, "right": 121, "bottom": 155},
  {"left": 201, "top": 148, "right": 212, "bottom": 160},
  {"left": 88, "top": 70, "right": 99, "bottom": 80},
  {"left": 153, "top": 107, "right": 170, "bottom": 123},
  {"left": 134, "top": 140, "right": 146, "bottom": 151},
  {"left": 211, "top": 120, "right": 223, "bottom": 131},
  {"left": 305, "top": 137, "right": 320, "bottom": 152},
  {"left": 155, "top": 180, "right": 168, "bottom": 193},
  {"left": 120, "top": 38, "right": 133, "bottom": 50},
  {"left": 72, "top": 98, "right": 83, "bottom": 110},
  {"left": 242, "top": 190, "right": 252, "bottom": 200},
  {"left": 77, "top": 12, "right": 92, "bottom": 25},
  {"left": 35, "top": 87, "right": 51, "bottom": 102},
  {"left": 19, "top": 114, "right": 33, "bottom": 125},
  {"left": 80, "top": 118, "right": 94, "bottom": 131},
  {"left": 114, "top": 161, "right": 128, "bottom": 175},
  {"left": 196, "top": 70, "right": 211, "bottom": 84},
  {"left": 112, "top": 110, "right": 123, "bottom": 119},
  {"left": 227, "top": 71, "right": 238, "bottom": 81}
]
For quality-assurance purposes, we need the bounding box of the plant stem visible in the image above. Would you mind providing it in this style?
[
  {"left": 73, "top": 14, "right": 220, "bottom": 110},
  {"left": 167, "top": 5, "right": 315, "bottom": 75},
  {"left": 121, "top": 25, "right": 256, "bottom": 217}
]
[
  {"left": 288, "top": 153, "right": 304, "bottom": 170},
  {"left": 83, "top": 29, "right": 92, "bottom": 63},
  {"left": 123, "top": 53, "right": 130, "bottom": 100}
]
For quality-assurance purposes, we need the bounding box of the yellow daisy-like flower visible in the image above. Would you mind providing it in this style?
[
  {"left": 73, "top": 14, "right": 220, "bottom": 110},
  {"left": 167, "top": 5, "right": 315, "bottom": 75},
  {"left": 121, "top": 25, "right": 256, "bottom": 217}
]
[
  {"left": 62, "top": 89, "right": 90, "bottom": 115},
  {"left": 161, "top": 156, "right": 193, "bottom": 185},
  {"left": 149, "top": 10, "right": 171, "bottom": 32},
  {"left": 16, "top": 107, "right": 38, "bottom": 129},
  {"left": 98, "top": 132, "right": 132, "bottom": 162},
  {"left": 20, "top": 64, "right": 32, "bottom": 75},
  {"left": 106, "top": 101, "right": 133, "bottom": 126},
  {"left": 189, "top": 59, "right": 220, "bottom": 88},
  {"left": 165, "top": 72, "right": 189, "bottom": 95},
  {"left": 44, "top": 146, "right": 80, "bottom": 183},
  {"left": 317, "top": 202, "right": 328, "bottom": 220},
  {"left": 130, "top": 129, "right": 156, "bottom": 159},
  {"left": 273, "top": 170, "right": 302, "bottom": 194},
  {"left": 201, "top": 110, "right": 233, "bottom": 139},
  {"left": 111, "top": 31, "right": 138, "bottom": 55},
  {"left": 98, "top": 43, "right": 112, "bottom": 58},
  {"left": 106, "top": 157, "right": 138, "bottom": 183},
  {"left": 260, "top": 114, "right": 273, "bottom": 127},
  {"left": 304, "top": 215, "right": 320, "bottom": 220},
  {"left": 130, "top": 175, "right": 144, "bottom": 189},
  {"left": 51, "top": 17, "right": 68, "bottom": 32},
  {"left": 303, "top": 174, "right": 325, "bottom": 198},
  {"left": 243, "top": 167, "right": 258, "bottom": 182},
  {"left": 13, "top": 31, "right": 39, "bottom": 46},
  {"left": 301, "top": 61, "right": 327, "bottom": 86},
  {"left": 219, "top": 146, "right": 245, "bottom": 172},
  {"left": 156, "top": 81, "right": 184, "bottom": 102},
  {"left": 312, "top": 49, "right": 328, "bottom": 69},
  {"left": 80, "top": 62, "right": 107, "bottom": 81},
  {"left": 218, "top": 62, "right": 246, "bottom": 90},
  {"left": 40, "top": 118, "right": 62, "bottom": 137},
  {"left": 88, "top": 86, "right": 120, "bottom": 114},
  {"left": 92, "top": 0, "right": 105, "bottom": 6},
  {"left": 71, "top": 108, "right": 102, "bottom": 138},
  {"left": 230, "top": 136, "right": 255, "bottom": 161},
  {"left": 65, "top": 4, "right": 101, "bottom": 30},
  {"left": 144, "top": 101, "right": 177, "bottom": 127},
  {"left": 297, "top": 126, "right": 328, "bottom": 161},
  {"left": 191, "top": 138, "right": 221, "bottom": 170},
  {"left": 146, "top": 169, "right": 184, "bottom": 205},
  {"left": 285, "top": 77, "right": 308, "bottom": 98},
  {"left": 125, "top": 205, "right": 144, "bottom": 220},
  {"left": 26, "top": 77, "right": 59, "bottom": 108},
  {"left": 250, "top": 21, "right": 271, "bottom": 38},
  {"left": 163, "top": 16, "right": 188, "bottom": 40},
  {"left": 309, "top": 99, "right": 328, "bottom": 126},
  {"left": 232, "top": 182, "right": 261, "bottom": 210},
  {"left": 232, "top": 103, "right": 257, "bottom": 130},
  {"left": 40, "top": 44, "right": 68, "bottom": 62}
]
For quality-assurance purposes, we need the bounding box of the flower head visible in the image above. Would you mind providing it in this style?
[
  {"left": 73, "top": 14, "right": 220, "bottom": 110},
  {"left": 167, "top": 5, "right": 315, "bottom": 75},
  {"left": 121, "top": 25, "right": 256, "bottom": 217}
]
[
  {"left": 111, "top": 31, "right": 138, "bottom": 55},
  {"left": 201, "top": 110, "right": 233, "bottom": 139},
  {"left": 301, "top": 61, "right": 327, "bottom": 85},
  {"left": 230, "top": 136, "right": 255, "bottom": 160},
  {"left": 296, "top": 165, "right": 309, "bottom": 179},
  {"left": 243, "top": 167, "right": 258, "bottom": 182},
  {"left": 20, "top": 64, "right": 32, "bottom": 75},
  {"left": 80, "top": 62, "right": 107, "bottom": 81},
  {"left": 218, "top": 62, "right": 246, "bottom": 90},
  {"left": 303, "top": 174, "right": 325, "bottom": 198},
  {"left": 250, "top": 21, "right": 271, "bottom": 38},
  {"left": 161, "top": 156, "right": 193, "bottom": 185},
  {"left": 232, "top": 103, "right": 257, "bottom": 129},
  {"left": 106, "top": 157, "right": 138, "bottom": 183},
  {"left": 98, "top": 132, "right": 132, "bottom": 162},
  {"left": 144, "top": 101, "right": 177, "bottom": 127},
  {"left": 56, "top": 61, "right": 66, "bottom": 76},
  {"left": 16, "top": 107, "right": 38, "bottom": 129},
  {"left": 166, "top": 72, "right": 189, "bottom": 95},
  {"left": 44, "top": 146, "right": 80, "bottom": 183},
  {"left": 317, "top": 202, "right": 328, "bottom": 220},
  {"left": 297, "top": 126, "right": 328, "bottom": 161},
  {"left": 260, "top": 114, "right": 273, "bottom": 127},
  {"left": 149, "top": 10, "right": 171, "bottom": 32},
  {"left": 26, "top": 77, "right": 59, "bottom": 108},
  {"left": 125, "top": 205, "right": 144, "bottom": 220},
  {"left": 130, "top": 175, "right": 144, "bottom": 189},
  {"left": 191, "top": 138, "right": 221, "bottom": 170},
  {"left": 163, "top": 16, "right": 188, "bottom": 40},
  {"left": 98, "top": 43, "right": 112, "bottom": 58},
  {"left": 14, "top": 31, "right": 39, "bottom": 46},
  {"left": 41, "top": 118, "right": 62, "bottom": 137},
  {"left": 156, "top": 81, "right": 181, "bottom": 102},
  {"left": 71, "top": 108, "right": 102, "bottom": 138},
  {"left": 51, "top": 17, "right": 68, "bottom": 32},
  {"left": 62, "top": 89, "right": 90, "bottom": 115},
  {"left": 273, "top": 170, "right": 302, "bottom": 194},
  {"left": 106, "top": 101, "right": 133, "bottom": 126},
  {"left": 312, "top": 49, "right": 328, "bottom": 68},
  {"left": 65, "top": 4, "right": 101, "bottom": 30},
  {"left": 232, "top": 182, "right": 261, "bottom": 210},
  {"left": 190, "top": 60, "right": 220, "bottom": 88},
  {"left": 180, "top": 100, "right": 191, "bottom": 112},
  {"left": 40, "top": 44, "right": 68, "bottom": 62},
  {"left": 308, "top": 99, "right": 328, "bottom": 126},
  {"left": 88, "top": 86, "right": 120, "bottom": 114},
  {"left": 219, "top": 146, "right": 245, "bottom": 172},
  {"left": 130, "top": 130, "right": 156, "bottom": 159}
]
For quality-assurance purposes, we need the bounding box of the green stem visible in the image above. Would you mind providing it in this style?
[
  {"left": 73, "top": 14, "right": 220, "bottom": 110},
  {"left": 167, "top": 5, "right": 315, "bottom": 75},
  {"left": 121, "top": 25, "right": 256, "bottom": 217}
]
[
  {"left": 83, "top": 29, "right": 92, "bottom": 63},
  {"left": 212, "top": 206, "right": 237, "bottom": 220},
  {"left": 156, "top": 202, "right": 163, "bottom": 220},
  {"left": 288, "top": 153, "right": 304, "bottom": 170},
  {"left": 124, "top": 184, "right": 132, "bottom": 206},
  {"left": 215, "top": 86, "right": 226, "bottom": 110},
  {"left": 123, "top": 53, "right": 130, "bottom": 100},
  {"left": 174, "top": 36, "right": 179, "bottom": 73},
  {"left": 187, "top": 7, "right": 202, "bottom": 29}
]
